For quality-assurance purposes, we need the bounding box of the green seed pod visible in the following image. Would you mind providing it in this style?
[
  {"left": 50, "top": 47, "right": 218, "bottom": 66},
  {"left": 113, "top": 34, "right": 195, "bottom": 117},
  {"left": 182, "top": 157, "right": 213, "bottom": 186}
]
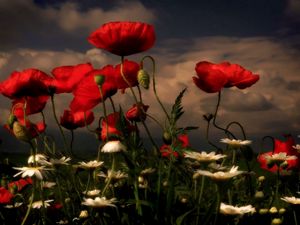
[
  {"left": 13, "top": 121, "right": 32, "bottom": 142},
  {"left": 163, "top": 131, "right": 172, "bottom": 145},
  {"left": 137, "top": 69, "right": 150, "bottom": 89},
  {"left": 94, "top": 75, "right": 106, "bottom": 86}
]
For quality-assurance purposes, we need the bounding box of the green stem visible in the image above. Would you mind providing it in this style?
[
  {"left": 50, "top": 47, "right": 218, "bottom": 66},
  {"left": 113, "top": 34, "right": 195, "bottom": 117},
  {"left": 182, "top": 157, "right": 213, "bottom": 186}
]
[
  {"left": 205, "top": 120, "right": 222, "bottom": 152},
  {"left": 50, "top": 95, "right": 68, "bottom": 154},
  {"left": 98, "top": 86, "right": 108, "bottom": 142},
  {"left": 294, "top": 209, "right": 298, "bottom": 225},
  {"left": 21, "top": 181, "right": 35, "bottom": 225},
  {"left": 101, "top": 155, "right": 116, "bottom": 196},
  {"left": 196, "top": 176, "right": 205, "bottom": 225},
  {"left": 108, "top": 96, "right": 116, "bottom": 113},
  {"left": 213, "top": 184, "right": 221, "bottom": 225}
]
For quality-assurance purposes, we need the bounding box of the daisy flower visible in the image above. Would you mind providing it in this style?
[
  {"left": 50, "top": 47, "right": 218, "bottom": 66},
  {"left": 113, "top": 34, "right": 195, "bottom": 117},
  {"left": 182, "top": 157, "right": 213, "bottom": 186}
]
[
  {"left": 220, "top": 138, "right": 252, "bottom": 147},
  {"left": 31, "top": 199, "right": 54, "bottom": 209},
  {"left": 13, "top": 166, "right": 46, "bottom": 180},
  {"left": 78, "top": 160, "right": 104, "bottom": 170},
  {"left": 281, "top": 196, "right": 300, "bottom": 204},
  {"left": 81, "top": 197, "right": 116, "bottom": 208},
  {"left": 264, "top": 152, "right": 297, "bottom": 164},
  {"left": 220, "top": 203, "right": 256, "bottom": 215},
  {"left": 28, "top": 154, "right": 48, "bottom": 165},
  {"left": 101, "top": 140, "right": 127, "bottom": 153},
  {"left": 193, "top": 166, "right": 244, "bottom": 181},
  {"left": 83, "top": 189, "right": 101, "bottom": 197},
  {"left": 184, "top": 151, "right": 226, "bottom": 162}
]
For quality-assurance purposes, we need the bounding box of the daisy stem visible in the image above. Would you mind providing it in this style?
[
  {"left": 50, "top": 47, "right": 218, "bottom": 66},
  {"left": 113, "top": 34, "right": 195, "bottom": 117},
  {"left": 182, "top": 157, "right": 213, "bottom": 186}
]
[
  {"left": 21, "top": 181, "right": 35, "bottom": 225},
  {"left": 50, "top": 94, "right": 69, "bottom": 154},
  {"left": 293, "top": 209, "right": 298, "bottom": 225},
  {"left": 101, "top": 154, "right": 116, "bottom": 196},
  {"left": 275, "top": 167, "right": 280, "bottom": 206},
  {"left": 196, "top": 176, "right": 205, "bottom": 225},
  {"left": 213, "top": 184, "right": 221, "bottom": 225}
]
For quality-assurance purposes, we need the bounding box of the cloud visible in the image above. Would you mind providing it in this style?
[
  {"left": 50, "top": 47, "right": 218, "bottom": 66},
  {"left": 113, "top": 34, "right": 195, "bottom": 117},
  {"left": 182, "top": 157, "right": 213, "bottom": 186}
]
[{"left": 0, "top": 0, "right": 156, "bottom": 50}]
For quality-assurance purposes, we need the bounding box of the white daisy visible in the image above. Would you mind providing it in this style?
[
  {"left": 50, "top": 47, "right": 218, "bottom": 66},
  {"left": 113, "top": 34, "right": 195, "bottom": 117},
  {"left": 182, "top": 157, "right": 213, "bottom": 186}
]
[
  {"left": 220, "top": 138, "right": 252, "bottom": 147},
  {"left": 4, "top": 202, "right": 23, "bottom": 208},
  {"left": 281, "top": 196, "right": 300, "bottom": 204},
  {"left": 101, "top": 140, "right": 127, "bottom": 153},
  {"left": 50, "top": 156, "right": 71, "bottom": 166},
  {"left": 83, "top": 189, "right": 101, "bottom": 197},
  {"left": 31, "top": 199, "right": 54, "bottom": 209},
  {"left": 293, "top": 144, "right": 300, "bottom": 152},
  {"left": 193, "top": 166, "right": 244, "bottom": 181},
  {"left": 81, "top": 197, "right": 116, "bottom": 208},
  {"left": 42, "top": 181, "right": 56, "bottom": 188},
  {"left": 28, "top": 154, "right": 48, "bottom": 165},
  {"left": 78, "top": 160, "right": 104, "bottom": 170},
  {"left": 140, "top": 168, "right": 156, "bottom": 175},
  {"left": 220, "top": 203, "right": 256, "bottom": 215},
  {"left": 98, "top": 170, "right": 128, "bottom": 181},
  {"left": 13, "top": 166, "right": 46, "bottom": 180},
  {"left": 184, "top": 151, "right": 226, "bottom": 162},
  {"left": 264, "top": 152, "right": 297, "bottom": 164}
]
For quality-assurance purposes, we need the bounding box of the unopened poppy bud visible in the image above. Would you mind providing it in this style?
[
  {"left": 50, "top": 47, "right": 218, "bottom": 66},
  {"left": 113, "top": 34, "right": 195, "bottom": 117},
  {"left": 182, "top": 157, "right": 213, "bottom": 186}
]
[
  {"left": 254, "top": 191, "right": 264, "bottom": 199},
  {"left": 203, "top": 113, "right": 213, "bottom": 122},
  {"left": 13, "top": 122, "right": 32, "bottom": 142},
  {"left": 7, "top": 114, "right": 17, "bottom": 128},
  {"left": 163, "top": 131, "right": 172, "bottom": 145},
  {"left": 271, "top": 218, "right": 282, "bottom": 225},
  {"left": 94, "top": 75, "right": 105, "bottom": 86},
  {"left": 259, "top": 208, "right": 268, "bottom": 215},
  {"left": 279, "top": 208, "right": 286, "bottom": 215},
  {"left": 269, "top": 206, "right": 278, "bottom": 214},
  {"left": 137, "top": 69, "right": 150, "bottom": 89}
]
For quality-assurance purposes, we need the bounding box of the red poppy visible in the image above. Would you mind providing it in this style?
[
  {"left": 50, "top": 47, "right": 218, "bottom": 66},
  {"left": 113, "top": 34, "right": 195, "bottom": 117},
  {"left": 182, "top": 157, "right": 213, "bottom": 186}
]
[
  {"left": 88, "top": 21, "right": 156, "bottom": 56},
  {"left": 12, "top": 96, "right": 49, "bottom": 119},
  {"left": 193, "top": 61, "right": 259, "bottom": 93},
  {"left": 100, "top": 112, "right": 123, "bottom": 141},
  {"left": 257, "top": 135, "right": 299, "bottom": 172},
  {"left": 51, "top": 63, "right": 94, "bottom": 93},
  {"left": 0, "top": 187, "right": 14, "bottom": 204},
  {"left": 8, "top": 178, "right": 32, "bottom": 192},
  {"left": 126, "top": 103, "right": 149, "bottom": 122},
  {"left": 160, "top": 134, "right": 190, "bottom": 158},
  {"left": 0, "top": 69, "right": 53, "bottom": 98},
  {"left": 70, "top": 68, "right": 118, "bottom": 112},
  {"left": 60, "top": 110, "right": 94, "bottom": 130}
]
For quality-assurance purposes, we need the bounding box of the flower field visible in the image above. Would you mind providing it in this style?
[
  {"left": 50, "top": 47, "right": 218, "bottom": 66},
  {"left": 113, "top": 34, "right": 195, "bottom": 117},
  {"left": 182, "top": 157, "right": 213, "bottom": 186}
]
[{"left": 0, "top": 21, "right": 300, "bottom": 225}]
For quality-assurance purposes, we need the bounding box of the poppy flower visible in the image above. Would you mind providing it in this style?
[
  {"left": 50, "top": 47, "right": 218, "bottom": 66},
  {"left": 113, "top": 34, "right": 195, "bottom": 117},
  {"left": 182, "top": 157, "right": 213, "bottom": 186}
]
[
  {"left": 70, "top": 68, "right": 118, "bottom": 112},
  {"left": 193, "top": 61, "right": 259, "bottom": 93},
  {"left": 114, "top": 59, "right": 140, "bottom": 90},
  {"left": 126, "top": 103, "right": 149, "bottom": 122},
  {"left": 100, "top": 112, "right": 134, "bottom": 141},
  {"left": 60, "top": 110, "right": 94, "bottom": 130},
  {"left": 88, "top": 21, "right": 156, "bottom": 56},
  {"left": 51, "top": 63, "right": 94, "bottom": 93},
  {"left": 0, "top": 187, "right": 14, "bottom": 204},
  {"left": 8, "top": 178, "right": 32, "bottom": 192},
  {"left": 257, "top": 135, "right": 299, "bottom": 172},
  {"left": 0, "top": 68, "right": 53, "bottom": 98},
  {"left": 12, "top": 96, "right": 49, "bottom": 118},
  {"left": 160, "top": 134, "right": 190, "bottom": 158}
]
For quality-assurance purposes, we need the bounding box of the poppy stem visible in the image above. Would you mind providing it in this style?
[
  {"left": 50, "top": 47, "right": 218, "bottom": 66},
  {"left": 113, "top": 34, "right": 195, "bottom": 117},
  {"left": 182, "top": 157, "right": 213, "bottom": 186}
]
[
  {"left": 141, "top": 55, "right": 171, "bottom": 124},
  {"left": 50, "top": 95, "right": 69, "bottom": 155},
  {"left": 97, "top": 85, "right": 108, "bottom": 142},
  {"left": 108, "top": 96, "right": 116, "bottom": 113}
]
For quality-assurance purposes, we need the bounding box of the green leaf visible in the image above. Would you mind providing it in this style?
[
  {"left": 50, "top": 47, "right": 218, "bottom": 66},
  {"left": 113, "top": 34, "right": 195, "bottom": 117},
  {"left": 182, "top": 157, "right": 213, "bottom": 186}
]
[
  {"left": 176, "top": 208, "right": 195, "bottom": 225},
  {"left": 171, "top": 88, "right": 187, "bottom": 124}
]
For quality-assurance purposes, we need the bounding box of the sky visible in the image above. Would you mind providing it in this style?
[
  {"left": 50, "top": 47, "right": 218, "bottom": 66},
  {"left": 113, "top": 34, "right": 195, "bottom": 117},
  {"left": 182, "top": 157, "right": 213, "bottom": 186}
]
[{"left": 0, "top": 0, "right": 300, "bottom": 153}]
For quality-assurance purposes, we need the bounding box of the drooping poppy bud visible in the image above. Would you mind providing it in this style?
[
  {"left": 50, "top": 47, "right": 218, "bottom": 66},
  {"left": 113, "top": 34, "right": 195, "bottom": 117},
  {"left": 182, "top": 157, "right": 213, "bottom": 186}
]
[{"left": 137, "top": 69, "right": 150, "bottom": 89}]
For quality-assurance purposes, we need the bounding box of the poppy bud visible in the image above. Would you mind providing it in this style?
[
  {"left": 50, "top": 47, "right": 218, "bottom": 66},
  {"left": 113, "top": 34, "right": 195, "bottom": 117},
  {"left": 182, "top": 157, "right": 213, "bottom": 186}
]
[
  {"left": 137, "top": 69, "right": 150, "bottom": 89},
  {"left": 126, "top": 103, "right": 149, "bottom": 122},
  {"left": 203, "top": 113, "right": 213, "bottom": 122},
  {"left": 163, "top": 131, "right": 172, "bottom": 145},
  {"left": 94, "top": 75, "right": 105, "bottom": 86},
  {"left": 13, "top": 121, "right": 32, "bottom": 142}
]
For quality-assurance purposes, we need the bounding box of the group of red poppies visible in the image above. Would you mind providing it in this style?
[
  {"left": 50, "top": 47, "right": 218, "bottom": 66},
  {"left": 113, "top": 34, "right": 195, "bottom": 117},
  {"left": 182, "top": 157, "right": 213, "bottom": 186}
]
[{"left": 0, "top": 21, "right": 298, "bottom": 171}]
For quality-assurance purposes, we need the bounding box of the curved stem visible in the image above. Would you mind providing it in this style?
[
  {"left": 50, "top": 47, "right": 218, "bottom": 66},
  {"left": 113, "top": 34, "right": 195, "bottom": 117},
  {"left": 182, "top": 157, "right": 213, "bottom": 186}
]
[
  {"left": 109, "top": 96, "right": 116, "bottom": 113},
  {"left": 225, "top": 121, "right": 247, "bottom": 139},
  {"left": 141, "top": 55, "right": 171, "bottom": 124},
  {"left": 21, "top": 186, "right": 35, "bottom": 225},
  {"left": 212, "top": 92, "right": 236, "bottom": 139},
  {"left": 98, "top": 86, "right": 108, "bottom": 142},
  {"left": 101, "top": 155, "right": 116, "bottom": 196},
  {"left": 205, "top": 120, "right": 222, "bottom": 152},
  {"left": 146, "top": 113, "right": 164, "bottom": 130}
]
